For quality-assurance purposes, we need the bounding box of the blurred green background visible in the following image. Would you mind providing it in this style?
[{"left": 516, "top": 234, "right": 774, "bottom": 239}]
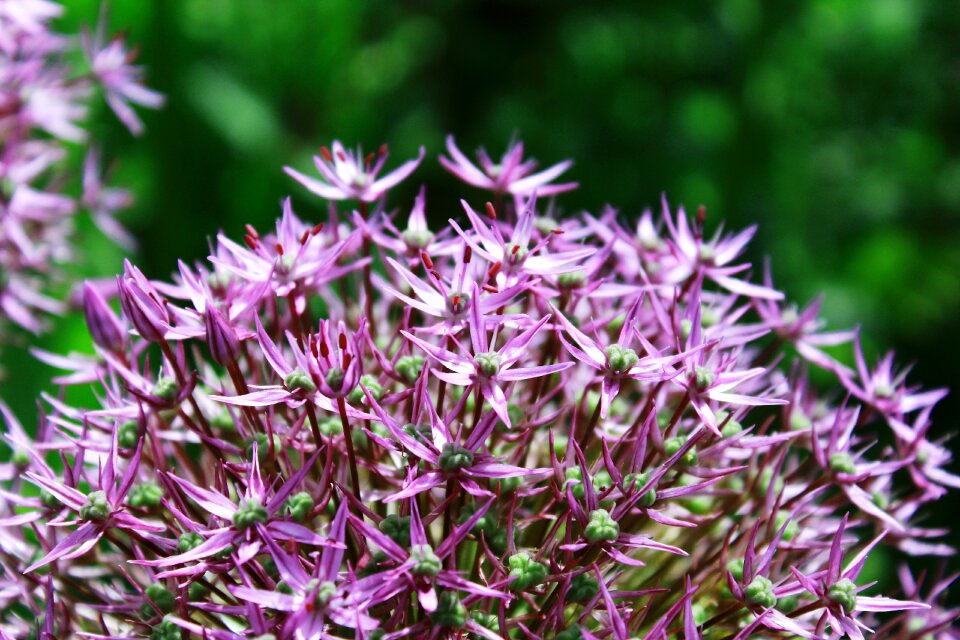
[{"left": 2, "top": 0, "right": 959, "bottom": 583}]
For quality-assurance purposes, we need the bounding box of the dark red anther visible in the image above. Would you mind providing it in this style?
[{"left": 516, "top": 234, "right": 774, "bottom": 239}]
[
  {"left": 421, "top": 252, "right": 434, "bottom": 270},
  {"left": 697, "top": 204, "right": 706, "bottom": 225},
  {"left": 300, "top": 231, "right": 310, "bottom": 245},
  {"left": 452, "top": 294, "right": 461, "bottom": 308},
  {"left": 343, "top": 353, "right": 353, "bottom": 368},
  {"left": 430, "top": 270, "right": 441, "bottom": 280},
  {"left": 379, "top": 143, "right": 388, "bottom": 155},
  {"left": 485, "top": 202, "right": 497, "bottom": 220},
  {"left": 488, "top": 262, "right": 502, "bottom": 279},
  {"left": 320, "top": 146, "right": 333, "bottom": 163},
  {"left": 312, "top": 223, "right": 324, "bottom": 235},
  {"left": 365, "top": 151, "right": 376, "bottom": 166},
  {"left": 319, "top": 340, "right": 330, "bottom": 358},
  {"left": 336, "top": 150, "right": 347, "bottom": 162},
  {"left": 482, "top": 284, "right": 499, "bottom": 293},
  {"left": 244, "top": 224, "right": 259, "bottom": 239},
  {"left": 511, "top": 245, "right": 520, "bottom": 255},
  {"left": 463, "top": 246, "right": 472, "bottom": 264},
  {"left": 552, "top": 228, "right": 565, "bottom": 235},
  {"left": 339, "top": 332, "right": 347, "bottom": 350},
  {"left": 243, "top": 235, "right": 258, "bottom": 250},
  {"left": 275, "top": 243, "right": 284, "bottom": 255}
]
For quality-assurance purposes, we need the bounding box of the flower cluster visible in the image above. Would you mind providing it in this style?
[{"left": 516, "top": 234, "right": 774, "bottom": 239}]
[
  {"left": 0, "top": 136, "right": 955, "bottom": 639},
  {"left": 0, "top": 1, "right": 162, "bottom": 340}
]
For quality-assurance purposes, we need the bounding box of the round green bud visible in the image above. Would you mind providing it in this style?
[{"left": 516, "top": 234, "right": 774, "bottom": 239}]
[
  {"left": 727, "top": 558, "right": 745, "bottom": 581},
  {"left": 691, "top": 603, "right": 709, "bottom": 626},
  {"left": 664, "top": 436, "right": 697, "bottom": 466},
  {"left": 318, "top": 416, "right": 341, "bottom": 437},
  {"left": 774, "top": 511, "right": 799, "bottom": 541},
  {"left": 694, "top": 366, "right": 715, "bottom": 389},
  {"left": 489, "top": 528, "right": 513, "bottom": 555},
  {"left": 553, "top": 436, "right": 569, "bottom": 458},
  {"left": 789, "top": 410, "right": 812, "bottom": 431},
  {"left": 80, "top": 490, "right": 111, "bottom": 521},
  {"left": 246, "top": 433, "right": 282, "bottom": 461},
  {"left": 118, "top": 421, "right": 140, "bottom": 449},
  {"left": 277, "top": 581, "right": 295, "bottom": 595},
  {"left": 11, "top": 449, "right": 30, "bottom": 468},
  {"left": 128, "top": 482, "right": 164, "bottom": 509},
  {"left": 493, "top": 475, "right": 522, "bottom": 494},
  {"left": 584, "top": 509, "right": 619, "bottom": 543},
  {"left": 507, "top": 552, "right": 548, "bottom": 591},
  {"left": 312, "top": 580, "right": 337, "bottom": 608},
  {"left": 698, "top": 244, "right": 716, "bottom": 263},
  {"left": 395, "top": 355, "right": 426, "bottom": 384},
  {"left": 348, "top": 374, "right": 383, "bottom": 404},
  {"left": 284, "top": 369, "right": 316, "bottom": 393},
  {"left": 458, "top": 504, "right": 498, "bottom": 537},
  {"left": 682, "top": 494, "right": 713, "bottom": 515},
  {"left": 410, "top": 544, "right": 443, "bottom": 577},
  {"left": 565, "top": 467, "right": 584, "bottom": 500},
  {"left": 283, "top": 492, "right": 314, "bottom": 523},
  {"left": 152, "top": 378, "right": 179, "bottom": 401},
  {"left": 403, "top": 423, "right": 432, "bottom": 446},
  {"left": 178, "top": 532, "right": 204, "bottom": 553},
  {"left": 233, "top": 498, "right": 269, "bottom": 530},
  {"left": 431, "top": 591, "right": 467, "bottom": 628},
  {"left": 187, "top": 582, "right": 208, "bottom": 601},
  {"left": 470, "top": 612, "right": 498, "bottom": 637},
  {"left": 215, "top": 543, "right": 235, "bottom": 559},
  {"left": 402, "top": 228, "right": 435, "bottom": 249},
  {"left": 759, "top": 468, "right": 784, "bottom": 496},
  {"left": 604, "top": 344, "right": 639, "bottom": 374},
  {"left": 827, "top": 578, "right": 858, "bottom": 614},
  {"left": 872, "top": 490, "right": 890, "bottom": 510},
  {"left": 701, "top": 305, "right": 719, "bottom": 327},
  {"left": 40, "top": 490, "right": 60, "bottom": 510},
  {"left": 778, "top": 595, "right": 799, "bottom": 613},
  {"left": 680, "top": 318, "right": 693, "bottom": 339},
  {"left": 624, "top": 472, "right": 657, "bottom": 507},
  {"left": 210, "top": 410, "right": 236, "bottom": 431},
  {"left": 324, "top": 367, "right": 345, "bottom": 392},
  {"left": 567, "top": 573, "right": 599, "bottom": 602},
  {"left": 140, "top": 583, "right": 175, "bottom": 619},
  {"left": 593, "top": 469, "right": 613, "bottom": 492},
  {"left": 829, "top": 452, "right": 857, "bottom": 475},
  {"left": 474, "top": 352, "right": 501, "bottom": 377},
  {"left": 379, "top": 514, "right": 411, "bottom": 547},
  {"left": 716, "top": 411, "right": 743, "bottom": 438},
  {"left": 151, "top": 618, "right": 182, "bottom": 640},
  {"left": 438, "top": 443, "right": 474, "bottom": 471},
  {"left": 744, "top": 575, "right": 777, "bottom": 608},
  {"left": 557, "top": 270, "right": 586, "bottom": 289}
]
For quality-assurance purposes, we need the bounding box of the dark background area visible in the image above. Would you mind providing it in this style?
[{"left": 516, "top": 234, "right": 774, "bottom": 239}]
[{"left": 2, "top": 0, "right": 958, "bottom": 593}]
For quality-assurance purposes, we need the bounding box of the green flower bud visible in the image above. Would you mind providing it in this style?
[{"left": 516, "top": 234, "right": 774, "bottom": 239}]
[
  {"left": 117, "top": 421, "right": 140, "bottom": 449},
  {"left": 701, "top": 305, "right": 719, "bottom": 327},
  {"left": 493, "top": 475, "right": 522, "bottom": 494},
  {"left": 584, "top": 509, "right": 619, "bottom": 543},
  {"left": 664, "top": 436, "right": 698, "bottom": 466},
  {"left": 789, "top": 410, "right": 812, "bottom": 431},
  {"left": 411, "top": 544, "right": 443, "bottom": 577},
  {"left": 277, "top": 580, "right": 295, "bottom": 594},
  {"left": 694, "top": 366, "right": 714, "bottom": 389},
  {"left": 567, "top": 573, "right": 599, "bottom": 602},
  {"left": 778, "top": 595, "right": 799, "bottom": 613},
  {"left": 829, "top": 452, "right": 857, "bottom": 475},
  {"left": 682, "top": 494, "right": 713, "bottom": 515},
  {"left": 215, "top": 543, "right": 235, "bottom": 559},
  {"left": 151, "top": 618, "right": 182, "bottom": 640},
  {"left": 325, "top": 367, "right": 345, "bottom": 392},
  {"left": 872, "top": 490, "right": 890, "bottom": 510},
  {"left": 187, "top": 582, "right": 208, "bottom": 601},
  {"left": 318, "top": 416, "right": 342, "bottom": 437},
  {"left": 624, "top": 472, "right": 657, "bottom": 507},
  {"left": 40, "top": 490, "right": 60, "bottom": 510},
  {"left": 128, "top": 482, "right": 164, "bottom": 509},
  {"left": 312, "top": 580, "right": 337, "bottom": 608},
  {"left": 210, "top": 410, "right": 236, "bottom": 431},
  {"left": 507, "top": 552, "right": 548, "bottom": 591},
  {"left": 759, "top": 468, "right": 784, "bottom": 496},
  {"left": 727, "top": 558, "right": 744, "bottom": 581},
  {"left": 557, "top": 270, "right": 586, "bottom": 289},
  {"left": 774, "top": 511, "right": 799, "bottom": 541},
  {"left": 11, "top": 449, "right": 29, "bottom": 468},
  {"left": 283, "top": 491, "right": 314, "bottom": 522},
  {"left": 593, "top": 469, "right": 613, "bottom": 492},
  {"left": 80, "top": 490, "right": 111, "bottom": 521},
  {"left": 403, "top": 423, "right": 432, "bottom": 446},
  {"left": 284, "top": 368, "right": 316, "bottom": 393},
  {"left": 716, "top": 411, "right": 743, "bottom": 438},
  {"left": 438, "top": 443, "right": 474, "bottom": 471},
  {"left": 565, "top": 467, "right": 585, "bottom": 500},
  {"left": 691, "top": 603, "right": 709, "bottom": 626},
  {"left": 140, "top": 583, "right": 175, "bottom": 619},
  {"left": 395, "top": 355, "right": 426, "bottom": 384},
  {"left": 402, "top": 228, "right": 435, "bottom": 249},
  {"left": 489, "top": 528, "right": 513, "bottom": 555},
  {"left": 178, "top": 532, "right": 204, "bottom": 553},
  {"left": 497, "top": 404, "right": 524, "bottom": 431},
  {"left": 458, "top": 504, "right": 498, "bottom": 537},
  {"left": 379, "top": 514, "right": 411, "bottom": 547},
  {"left": 744, "top": 575, "right": 777, "bottom": 608},
  {"left": 827, "top": 578, "right": 858, "bottom": 614},
  {"left": 474, "top": 352, "right": 501, "bottom": 377},
  {"left": 431, "top": 591, "right": 467, "bottom": 628},
  {"left": 233, "top": 498, "right": 269, "bottom": 530},
  {"left": 246, "top": 433, "right": 282, "bottom": 460},
  {"left": 604, "top": 344, "right": 639, "bottom": 374},
  {"left": 347, "top": 374, "right": 383, "bottom": 404},
  {"left": 680, "top": 318, "right": 694, "bottom": 339},
  {"left": 152, "top": 378, "right": 179, "bottom": 401},
  {"left": 553, "top": 436, "right": 569, "bottom": 458},
  {"left": 470, "top": 612, "right": 499, "bottom": 637}
]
